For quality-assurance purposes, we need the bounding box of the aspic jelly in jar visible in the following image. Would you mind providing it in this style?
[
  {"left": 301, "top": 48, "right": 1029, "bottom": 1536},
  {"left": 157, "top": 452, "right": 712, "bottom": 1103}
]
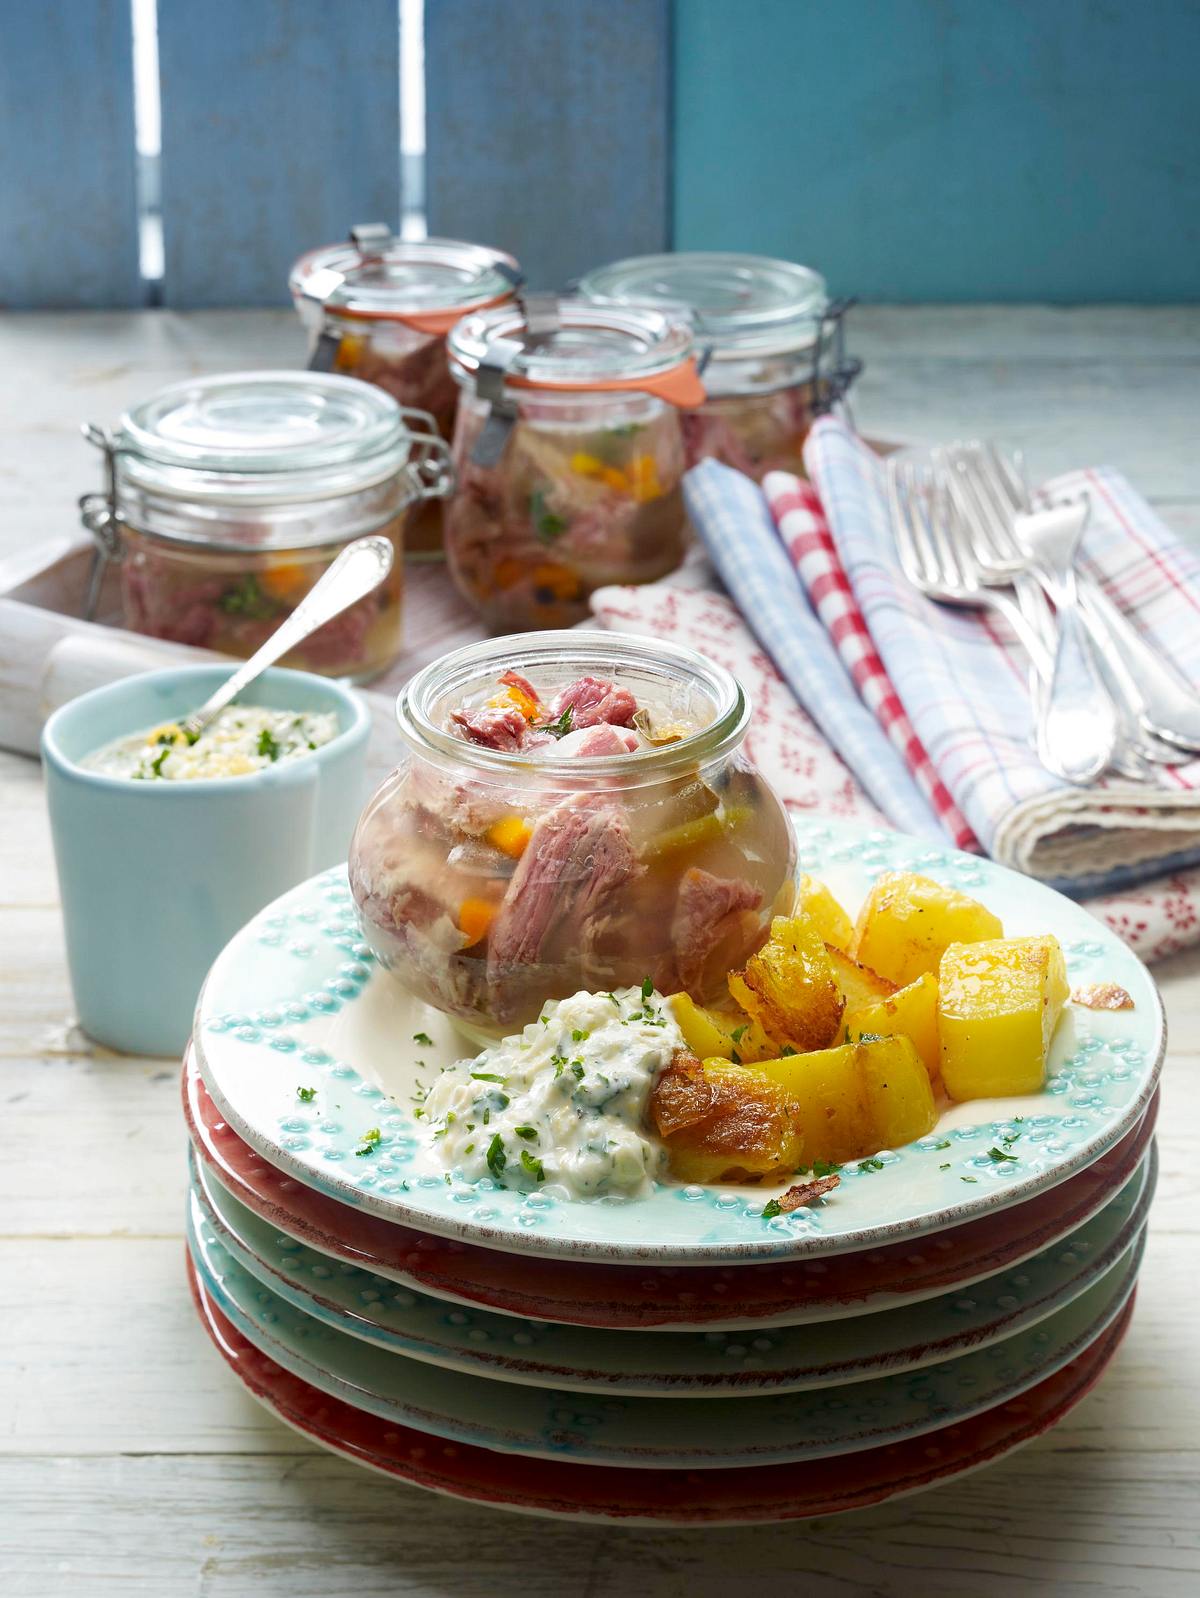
[
  {"left": 80, "top": 372, "right": 452, "bottom": 682},
  {"left": 581, "top": 252, "right": 860, "bottom": 482},
  {"left": 290, "top": 228, "right": 520, "bottom": 557},
  {"left": 442, "top": 299, "right": 705, "bottom": 630}
]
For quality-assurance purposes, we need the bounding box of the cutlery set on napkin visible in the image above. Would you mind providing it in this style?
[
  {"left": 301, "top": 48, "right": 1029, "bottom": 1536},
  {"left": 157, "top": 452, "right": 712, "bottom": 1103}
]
[{"left": 592, "top": 415, "right": 1200, "bottom": 964}]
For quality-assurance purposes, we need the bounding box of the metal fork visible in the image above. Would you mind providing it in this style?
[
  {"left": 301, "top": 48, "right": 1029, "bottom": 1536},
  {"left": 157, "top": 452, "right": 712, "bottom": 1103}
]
[
  {"left": 955, "top": 442, "right": 1200, "bottom": 754},
  {"left": 941, "top": 443, "right": 1188, "bottom": 778},
  {"left": 886, "top": 459, "right": 1116, "bottom": 786}
]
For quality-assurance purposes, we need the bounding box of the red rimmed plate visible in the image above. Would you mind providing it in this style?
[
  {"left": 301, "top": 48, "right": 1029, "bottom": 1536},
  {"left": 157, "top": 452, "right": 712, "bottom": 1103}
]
[
  {"left": 189, "top": 1255, "right": 1135, "bottom": 1524},
  {"left": 184, "top": 1053, "right": 1158, "bottom": 1330}
]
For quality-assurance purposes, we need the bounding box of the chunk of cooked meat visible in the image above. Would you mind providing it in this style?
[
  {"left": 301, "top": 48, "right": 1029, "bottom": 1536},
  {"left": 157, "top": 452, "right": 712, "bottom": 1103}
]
[
  {"left": 486, "top": 799, "right": 641, "bottom": 1000},
  {"left": 671, "top": 867, "right": 762, "bottom": 994},
  {"left": 549, "top": 675, "right": 638, "bottom": 729},
  {"left": 450, "top": 703, "right": 529, "bottom": 751}
]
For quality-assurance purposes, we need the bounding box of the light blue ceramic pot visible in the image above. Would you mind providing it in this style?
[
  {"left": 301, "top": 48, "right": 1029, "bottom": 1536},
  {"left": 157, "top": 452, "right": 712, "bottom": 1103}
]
[{"left": 41, "top": 665, "right": 371, "bottom": 1057}]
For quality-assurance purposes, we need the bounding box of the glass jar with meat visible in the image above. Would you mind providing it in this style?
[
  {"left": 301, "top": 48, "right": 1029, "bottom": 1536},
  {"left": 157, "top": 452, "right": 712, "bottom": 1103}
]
[
  {"left": 80, "top": 372, "right": 454, "bottom": 682},
  {"left": 579, "top": 252, "right": 861, "bottom": 482},
  {"left": 348, "top": 631, "right": 796, "bottom": 1036},
  {"left": 290, "top": 229, "right": 521, "bottom": 557},
  {"left": 442, "top": 300, "right": 705, "bottom": 631}
]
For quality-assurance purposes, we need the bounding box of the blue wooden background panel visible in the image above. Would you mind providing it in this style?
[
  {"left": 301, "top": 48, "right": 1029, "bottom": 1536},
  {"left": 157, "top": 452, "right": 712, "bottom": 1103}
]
[
  {"left": 156, "top": 0, "right": 401, "bottom": 308},
  {"left": 425, "top": 0, "right": 671, "bottom": 291},
  {"left": 0, "top": 1, "right": 140, "bottom": 309},
  {"left": 673, "top": 0, "right": 1200, "bottom": 303}
]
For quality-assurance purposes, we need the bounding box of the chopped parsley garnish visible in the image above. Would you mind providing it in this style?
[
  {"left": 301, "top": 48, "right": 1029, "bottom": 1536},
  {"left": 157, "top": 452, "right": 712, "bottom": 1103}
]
[
  {"left": 514, "top": 1125, "right": 538, "bottom": 1141},
  {"left": 730, "top": 1024, "right": 748, "bottom": 1044},
  {"left": 761, "top": 1198, "right": 783, "bottom": 1219},
  {"left": 355, "top": 1127, "right": 382, "bottom": 1157},
  {"left": 988, "top": 1145, "right": 1019, "bottom": 1163},
  {"left": 933, "top": 1139, "right": 952, "bottom": 1150},
  {"left": 640, "top": 976, "right": 654, "bottom": 1001},
  {"left": 296, "top": 1086, "right": 316, "bottom": 1103},
  {"left": 412, "top": 1031, "right": 434, "bottom": 1046},
  {"left": 520, "top": 1150, "right": 545, "bottom": 1182},
  {"left": 939, "top": 1162, "right": 951, "bottom": 1170},
  {"left": 570, "top": 1029, "right": 589, "bottom": 1043},
  {"left": 257, "top": 728, "right": 281, "bottom": 762},
  {"left": 571, "top": 1061, "right": 585, "bottom": 1081},
  {"left": 551, "top": 1053, "right": 567, "bottom": 1077},
  {"left": 729, "top": 1049, "right": 741, "bottom": 1065},
  {"left": 486, "top": 1133, "right": 507, "bottom": 1178},
  {"left": 858, "top": 1156, "right": 886, "bottom": 1173},
  {"left": 961, "top": 1175, "right": 978, "bottom": 1184},
  {"left": 607, "top": 993, "right": 621, "bottom": 1007},
  {"left": 471, "top": 1071, "right": 507, "bottom": 1083},
  {"left": 148, "top": 746, "right": 171, "bottom": 778},
  {"left": 812, "top": 1158, "right": 841, "bottom": 1179}
]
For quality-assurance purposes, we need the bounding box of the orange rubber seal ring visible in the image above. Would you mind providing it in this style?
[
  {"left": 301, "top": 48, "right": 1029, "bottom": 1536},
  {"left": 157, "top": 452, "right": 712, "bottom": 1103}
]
[{"left": 502, "top": 357, "right": 706, "bottom": 410}]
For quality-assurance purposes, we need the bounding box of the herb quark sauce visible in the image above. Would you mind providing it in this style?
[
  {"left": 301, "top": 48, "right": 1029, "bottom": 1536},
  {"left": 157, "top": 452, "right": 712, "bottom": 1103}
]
[{"left": 420, "top": 985, "right": 684, "bottom": 1200}]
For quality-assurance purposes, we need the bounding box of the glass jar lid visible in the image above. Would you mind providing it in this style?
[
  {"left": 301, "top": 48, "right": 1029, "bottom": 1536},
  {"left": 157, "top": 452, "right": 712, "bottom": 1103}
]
[
  {"left": 579, "top": 252, "right": 829, "bottom": 360},
  {"left": 290, "top": 231, "right": 520, "bottom": 330},
  {"left": 447, "top": 297, "right": 704, "bottom": 406},
  {"left": 115, "top": 371, "right": 413, "bottom": 503}
]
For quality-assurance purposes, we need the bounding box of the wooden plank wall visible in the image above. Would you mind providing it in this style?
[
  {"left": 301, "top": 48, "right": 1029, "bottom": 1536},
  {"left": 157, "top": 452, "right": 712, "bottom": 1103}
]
[
  {"left": 156, "top": 0, "right": 402, "bottom": 308},
  {"left": 0, "top": 0, "right": 141, "bottom": 309},
  {"left": 424, "top": 0, "right": 672, "bottom": 291}
]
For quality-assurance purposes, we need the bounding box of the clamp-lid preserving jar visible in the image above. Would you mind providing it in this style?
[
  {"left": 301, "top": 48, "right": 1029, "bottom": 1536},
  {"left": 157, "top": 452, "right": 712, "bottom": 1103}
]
[
  {"left": 80, "top": 371, "right": 453, "bottom": 682},
  {"left": 290, "top": 227, "right": 521, "bottom": 557},
  {"left": 348, "top": 630, "right": 796, "bottom": 1034},
  {"left": 579, "top": 252, "right": 860, "bottom": 482},
  {"left": 443, "top": 298, "right": 705, "bottom": 631}
]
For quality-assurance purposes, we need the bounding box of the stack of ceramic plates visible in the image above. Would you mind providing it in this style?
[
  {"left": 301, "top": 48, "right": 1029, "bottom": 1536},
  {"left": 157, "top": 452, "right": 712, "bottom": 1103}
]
[{"left": 183, "top": 820, "right": 1163, "bottom": 1525}]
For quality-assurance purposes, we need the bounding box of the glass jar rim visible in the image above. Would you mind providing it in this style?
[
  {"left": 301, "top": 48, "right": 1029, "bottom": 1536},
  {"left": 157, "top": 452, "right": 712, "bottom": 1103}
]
[
  {"left": 447, "top": 298, "right": 698, "bottom": 396},
  {"left": 289, "top": 235, "right": 520, "bottom": 320},
  {"left": 579, "top": 252, "right": 830, "bottom": 359},
  {"left": 396, "top": 631, "right": 750, "bottom": 781}
]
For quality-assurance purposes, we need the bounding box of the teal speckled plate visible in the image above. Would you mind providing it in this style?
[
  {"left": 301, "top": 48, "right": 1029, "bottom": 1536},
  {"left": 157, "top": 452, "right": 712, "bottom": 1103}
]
[
  {"left": 192, "top": 818, "right": 1165, "bottom": 1265},
  {"left": 189, "top": 1142, "right": 1154, "bottom": 1397},
  {"left": 186, "top": 1203, "right": 1144, "bottom": 1468}
]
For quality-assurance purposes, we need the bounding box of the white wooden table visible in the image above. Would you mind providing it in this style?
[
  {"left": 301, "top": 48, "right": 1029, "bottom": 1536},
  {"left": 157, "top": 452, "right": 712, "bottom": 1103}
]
[{"left": 2, "top": 308, "right": 1199, "bottom": 1597}]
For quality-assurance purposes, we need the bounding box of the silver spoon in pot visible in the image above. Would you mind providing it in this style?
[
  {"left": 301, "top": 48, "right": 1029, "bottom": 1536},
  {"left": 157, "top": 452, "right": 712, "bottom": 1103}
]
[{"left": 180, "top": 534, "right": 394, "bottom": 742}]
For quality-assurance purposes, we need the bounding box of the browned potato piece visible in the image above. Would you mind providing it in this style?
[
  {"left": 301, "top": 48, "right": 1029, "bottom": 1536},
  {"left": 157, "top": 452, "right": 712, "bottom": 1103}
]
[
  {"left": 756, "top": 1036, "right": 937, "bottom": 1166},
  {"left": 796, "top": 874, "right": 854, "bottom": 952},
  {"left": 852, "top": 872, "right": 1003, "bottom": 987},
  {"left": 649, "top": 1054, "right": 805, "bottom": 1183},
  {"left": 728, "top": 914, "right": 844, "bottom": 1053},
  {"left": 827, "top": 946, "right": 897, "bottom": 1010}
]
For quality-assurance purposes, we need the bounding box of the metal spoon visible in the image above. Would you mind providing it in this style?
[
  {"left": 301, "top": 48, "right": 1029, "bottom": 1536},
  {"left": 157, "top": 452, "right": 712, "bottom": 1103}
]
[{"left": 181, "top": 534, "right": 393, "bottom": 741}]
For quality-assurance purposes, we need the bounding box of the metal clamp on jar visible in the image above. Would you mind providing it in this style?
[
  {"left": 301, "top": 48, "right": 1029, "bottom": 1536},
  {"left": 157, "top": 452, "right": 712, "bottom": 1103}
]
[
  {"left": 580, "top": 252, "right": 861, "bottom": 482},
  {"left": 289, "top": 230, "right": 522, "bottom": 557},
  {"left": 80, "top": 371, "right": 454, "bottom": 682},
  {"left": 443, "top": 298, "right": 706, "bottom": 631}
]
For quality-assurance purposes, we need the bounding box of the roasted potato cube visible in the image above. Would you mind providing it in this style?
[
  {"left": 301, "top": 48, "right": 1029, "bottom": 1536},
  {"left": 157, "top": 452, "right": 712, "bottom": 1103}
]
[
  {"left": 756, "top": 1036, "right": 937, "bottom": 1165},
  {"left": 845, "top": 971, "right": 940, "bottom": 1082},
  {"left": 827, "top": 946, "right": 897, "bottom": 1010},
  {"left": 649, "top": 1054, "right": 805, "bottom": 1183},
  {"left": 852, "top": 872, "right": 1003, "bottom": 986},
  {"left": 939, "top": 935, "right": 1069, "bottom": 1100},
  {"left": 664, "top": 993, "right": 777, "bottom": 1064},
  {"left": 728, "top": 914, "right": 844, "bottom": 1053},
  {"left": 796, "top": 874, "right": 854, "bottom": 953}
]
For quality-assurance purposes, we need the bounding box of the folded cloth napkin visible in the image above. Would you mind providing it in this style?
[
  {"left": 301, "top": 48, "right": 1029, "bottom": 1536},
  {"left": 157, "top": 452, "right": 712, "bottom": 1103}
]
[{"left": 792, "top": 417, "right": 1200, "bottom": 891}]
